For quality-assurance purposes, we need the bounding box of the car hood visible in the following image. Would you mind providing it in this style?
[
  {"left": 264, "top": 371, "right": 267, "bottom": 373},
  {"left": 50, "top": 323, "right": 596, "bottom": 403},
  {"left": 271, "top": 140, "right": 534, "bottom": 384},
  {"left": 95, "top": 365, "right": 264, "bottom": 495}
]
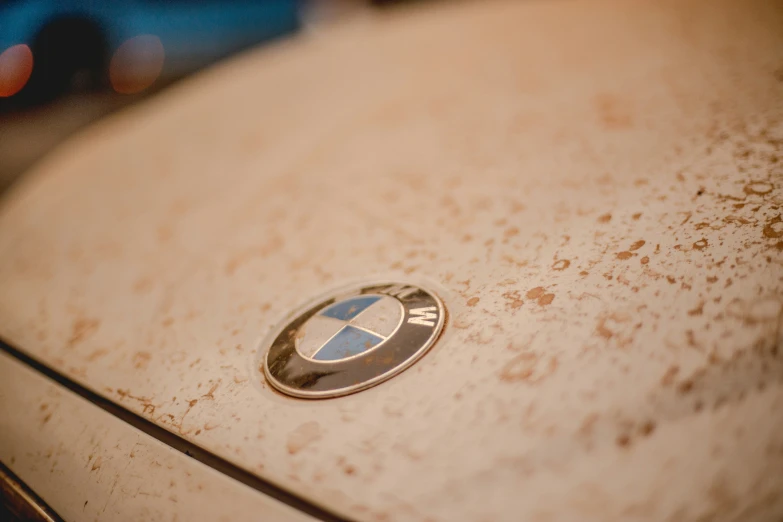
[{"left": 1, "top": 0, "right": 782, "bottom": 520}]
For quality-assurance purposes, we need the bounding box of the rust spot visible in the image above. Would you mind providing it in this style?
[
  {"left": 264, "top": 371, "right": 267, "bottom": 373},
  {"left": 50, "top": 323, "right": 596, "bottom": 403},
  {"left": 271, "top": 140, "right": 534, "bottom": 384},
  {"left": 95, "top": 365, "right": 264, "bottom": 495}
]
[
  {"left": 632, "top": 212, "right": 642, "bottom": 220},
  {"left": 42, "top": 413, "right": 52, "bottom": 424},
  {"left": 693, "top": 238, "right": 709, "bottom": 250},
  {"left": 504, "top": 226, "right": 520, "bottom": 238},
  {"left": 91, "top": 456, "right": 102, "bottom": 471},
  {"left": 597, "top": 213, "right": 612, "bottom": 223},
  {"left": 629, "top": 240, "right": 646, "bottom": 251},
  {"left": 467, "top": 297, "right": 480, "bottom": 307},
  {"left": 552, "top": 259, "right": 570, "bottom": 271},
  {"left": 538, "top": 293, "right": 555, "bottom": 306},
  {"left": 616, "top": 434, "right": 631, "bottom": 448},
  {"left": 162, "top": 317, "right": 174, "bottom": 327},
  {"left": 616, "top": 251, "right": 634, "bottom": 260},
  {"left": 640, "top": 256, "right": 649, "bottom": 265}
]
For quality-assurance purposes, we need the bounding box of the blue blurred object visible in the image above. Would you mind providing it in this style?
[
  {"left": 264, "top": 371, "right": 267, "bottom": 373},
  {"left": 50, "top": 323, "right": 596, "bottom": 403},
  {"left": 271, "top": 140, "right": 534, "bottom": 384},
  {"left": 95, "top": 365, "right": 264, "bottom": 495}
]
[{"left": 0, "top": 0, "right": 301, "bottom": 103}]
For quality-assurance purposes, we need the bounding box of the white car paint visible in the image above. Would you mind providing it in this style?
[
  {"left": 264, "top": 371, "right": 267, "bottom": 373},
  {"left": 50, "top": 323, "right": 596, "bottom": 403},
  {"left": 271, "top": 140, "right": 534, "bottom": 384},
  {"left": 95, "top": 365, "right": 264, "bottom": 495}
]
[
  {"left": 0, "top": 352, "right": 316, "bottom": 521},
  {"left": 0, "top": 0, "right": 782, "bottom": 520}
]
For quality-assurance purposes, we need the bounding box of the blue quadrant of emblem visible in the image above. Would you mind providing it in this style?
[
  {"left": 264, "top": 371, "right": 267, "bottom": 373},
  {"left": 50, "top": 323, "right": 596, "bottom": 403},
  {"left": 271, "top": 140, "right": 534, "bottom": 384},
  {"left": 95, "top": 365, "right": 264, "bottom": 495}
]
[
  {"left": 320, "top": 296, "right": 382, "bottom": 321},
  {"left": 312, "top": 325, "right": 384, "bottom": 361}
]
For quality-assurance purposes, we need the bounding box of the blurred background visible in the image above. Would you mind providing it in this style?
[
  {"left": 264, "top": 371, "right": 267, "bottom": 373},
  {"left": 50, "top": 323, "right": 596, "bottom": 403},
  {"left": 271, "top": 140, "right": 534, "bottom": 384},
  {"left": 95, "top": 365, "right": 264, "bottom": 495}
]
[{"left": 0, "top": 0, "right": 411, "bottom": 193}]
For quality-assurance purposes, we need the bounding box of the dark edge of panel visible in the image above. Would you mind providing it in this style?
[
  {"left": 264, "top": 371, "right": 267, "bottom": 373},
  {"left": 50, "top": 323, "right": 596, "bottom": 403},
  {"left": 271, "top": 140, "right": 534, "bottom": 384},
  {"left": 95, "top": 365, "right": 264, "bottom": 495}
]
[
  {"left": 0, "top": 460, "right": 64, "bottom": 522},
  {"left": 0, "top": 339, "right": 354, "bottom": 522}
]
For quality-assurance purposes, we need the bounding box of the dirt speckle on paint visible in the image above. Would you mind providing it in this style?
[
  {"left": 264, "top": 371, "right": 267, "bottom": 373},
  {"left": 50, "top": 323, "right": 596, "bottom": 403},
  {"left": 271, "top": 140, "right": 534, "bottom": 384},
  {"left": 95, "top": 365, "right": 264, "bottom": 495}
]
[
  {"left": 688, "top": 301, "right": 705, "bottom": 316},
  {"left": 132, "top": 351, "right": 152, "bottom": 369},
  {"left": 596, "top": 319, "right": 614, "bottom": 339},
  {"left": 693, "top": 238, "right": 709, "bottom": 250},
  {"left": 499, "top": 352, "right": 558, "bottom": 384},
  {"left": 678, "top": 379, "right": 695, "bottom": 394},
  {"left": 67, "top": 318, "right": 100, "bottom": 347},
  {"left": 763, "top": 215, "right": 782, "bottom": 239},
  {"left": 86, "top": 349, "right": 108, "bottom": 362},
  {"left": 287, "top": 421, "right": 322, "bottom": 455},
  {"left": 132, "top": 277, "right": 153, "bottom": 294},
  {"left": 639, "top": 421, "right": 656, "bottom": 437},
  {"left": 524, "top": 288, "right": 554, "bottom": 306},
  {"left": 616, "top": 434, "right": 631, "bottom": 448},
  {"left": 743, "top": 182, "right": 773, "bottom": 195},
  {"left": 502, "top": 291, "right": 524, "bottom": 310},
  {"left": 594, "top": 93, "right": 633, "bottom": 130},
  {"left": 224, "top": 236, "right": 284, "bottom": 275}
]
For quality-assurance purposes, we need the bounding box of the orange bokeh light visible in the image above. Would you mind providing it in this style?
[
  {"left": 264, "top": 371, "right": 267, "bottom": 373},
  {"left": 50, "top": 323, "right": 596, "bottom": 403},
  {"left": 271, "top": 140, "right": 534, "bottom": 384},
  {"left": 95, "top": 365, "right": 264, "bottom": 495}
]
[
  {"left": 109, "top": 35, "right": 165, "bottom": 94},
  {"left": 0, "top": 44, "right": 34, "bottom": 97}
]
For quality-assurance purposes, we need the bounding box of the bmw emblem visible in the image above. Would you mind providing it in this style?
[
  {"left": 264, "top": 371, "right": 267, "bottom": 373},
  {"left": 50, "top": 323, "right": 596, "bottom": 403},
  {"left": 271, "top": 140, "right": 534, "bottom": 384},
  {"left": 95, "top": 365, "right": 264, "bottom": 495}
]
[{"left": 261, "top": 282, "right": 446, "bottom": 398}]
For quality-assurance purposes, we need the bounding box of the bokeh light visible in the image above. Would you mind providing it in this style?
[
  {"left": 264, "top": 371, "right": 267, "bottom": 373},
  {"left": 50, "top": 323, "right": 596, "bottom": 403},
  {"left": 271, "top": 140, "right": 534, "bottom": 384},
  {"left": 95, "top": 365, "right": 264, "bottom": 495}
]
[
  {"left": 0, "top": 44, "right": 34, "bottom": 97},
  {"left": 109, "top": 35, "right": 165, "bottom": 94}
]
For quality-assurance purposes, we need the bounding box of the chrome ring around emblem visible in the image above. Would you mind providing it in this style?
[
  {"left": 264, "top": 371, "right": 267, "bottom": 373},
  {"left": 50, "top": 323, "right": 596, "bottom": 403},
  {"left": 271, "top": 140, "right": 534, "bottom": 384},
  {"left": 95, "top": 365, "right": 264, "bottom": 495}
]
[{"left": 261, "top": 282, "right": 446, "bottom": 399}]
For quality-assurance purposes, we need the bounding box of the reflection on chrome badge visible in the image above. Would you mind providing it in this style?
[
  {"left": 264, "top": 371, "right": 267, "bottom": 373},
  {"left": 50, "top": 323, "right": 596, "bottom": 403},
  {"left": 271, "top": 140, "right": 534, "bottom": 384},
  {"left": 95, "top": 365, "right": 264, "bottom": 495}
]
[{"left": 262, "top": 282, "right": 445, "bottom": 399}]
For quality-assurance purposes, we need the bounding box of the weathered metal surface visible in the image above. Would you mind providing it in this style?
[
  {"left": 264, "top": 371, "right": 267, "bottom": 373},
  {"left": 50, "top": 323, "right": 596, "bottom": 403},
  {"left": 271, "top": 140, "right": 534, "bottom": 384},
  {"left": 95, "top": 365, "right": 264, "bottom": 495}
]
[
  {"left": 0, "top": 352, "right": 317, "bottom": 522},
  {"left": 0, "top": 0, "right": 782, "bottom": 520}
]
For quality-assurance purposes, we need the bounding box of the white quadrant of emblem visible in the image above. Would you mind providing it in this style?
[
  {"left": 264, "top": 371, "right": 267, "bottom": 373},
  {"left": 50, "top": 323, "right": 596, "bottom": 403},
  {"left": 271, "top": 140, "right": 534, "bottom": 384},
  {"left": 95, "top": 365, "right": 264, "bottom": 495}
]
[{"left": 295, "top": 294, "right": 404, "bottom": 361}]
